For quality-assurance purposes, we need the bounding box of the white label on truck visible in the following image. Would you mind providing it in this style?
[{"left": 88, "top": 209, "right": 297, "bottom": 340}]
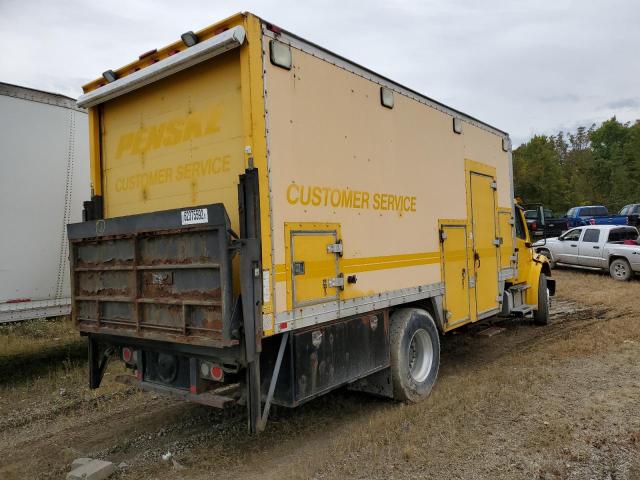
[
  {"left": 262, "top": 269, "right": 271, "bottom": 303},
  {"left": 181, "top": 208, "right": 208, "bottom": 225}
]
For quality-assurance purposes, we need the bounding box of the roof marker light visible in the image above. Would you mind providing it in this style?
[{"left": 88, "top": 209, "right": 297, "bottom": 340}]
[
  {"left": 139, "top": 49, "right": 157, "bottom": 60},
  {"left": 453, "top": 117, "right": 463, "bottom": 134},
  {"left": 102, "top": 70, "right": 117, "bottom": 83},
  {"left": 380, "top": 87, "right": 394, "bottom": 109},
  {"left": 181, "top": 31, "right": 199, "bottom": 47},
  {"left": 270, "top": 40, "right": 292, "bottom": 70}
]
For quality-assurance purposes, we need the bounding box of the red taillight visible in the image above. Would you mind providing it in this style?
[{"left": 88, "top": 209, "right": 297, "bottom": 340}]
[
  {"left": 122, "top": 347, "right": 133, "bottom": 363},
  {"left": 531, "top": 221, "right": 537, "bottom": 231},
  {"left": 210, "top": 365, "right": 224, "bottom": 381}
]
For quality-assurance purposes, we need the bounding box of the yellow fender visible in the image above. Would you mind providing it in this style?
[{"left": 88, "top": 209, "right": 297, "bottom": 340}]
[{"left": 524, "top": 253, "right": 553, "bottom": 306}]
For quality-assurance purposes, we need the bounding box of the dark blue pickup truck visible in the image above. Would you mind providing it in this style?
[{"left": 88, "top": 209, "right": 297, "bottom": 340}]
[{"left": 565, "top": 205, "right": 629, "bottom": 228}]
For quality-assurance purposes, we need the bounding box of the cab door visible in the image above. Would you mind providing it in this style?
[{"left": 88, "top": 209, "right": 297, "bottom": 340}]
[
  {"left": 469, "top": 172, "right": 500, "bottom": 318},
  {"left": 556, "top": 228, "right": 582, "bottom": 264},
  {"left": 577, "top": 228, "right": 604, "bottom": 267},
  {"left": 286, "top": 223, "right": 342, "bottom": 308}
]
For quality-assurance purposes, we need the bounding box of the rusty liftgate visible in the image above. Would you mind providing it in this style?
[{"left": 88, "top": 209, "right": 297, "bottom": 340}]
[
  {"left": 68, "top": 204, "right": 237, "bottom": 347},
  {"left": 68, "top": 169, "right": 267, "bottom": 433}
]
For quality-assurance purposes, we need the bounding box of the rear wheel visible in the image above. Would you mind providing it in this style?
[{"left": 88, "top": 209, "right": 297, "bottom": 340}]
[
  {"left": 533, "top": 273, "right": 550, "bottom": 326},
  {"left": 389, "top": 308, "right": 440, "bottom": 402},
  {"left": 610, "top": 258, "right": 632, "bottom": 281}
]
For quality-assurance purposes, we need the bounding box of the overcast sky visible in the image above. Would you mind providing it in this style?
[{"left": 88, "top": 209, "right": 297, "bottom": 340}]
[{"left": 1, "top": 0, "right": 638, "bottom": 145}]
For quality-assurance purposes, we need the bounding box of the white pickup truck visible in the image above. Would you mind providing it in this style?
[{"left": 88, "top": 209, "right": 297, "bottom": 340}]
[{"left": 534, "top": 225, "right": 640, "bottom": 281}]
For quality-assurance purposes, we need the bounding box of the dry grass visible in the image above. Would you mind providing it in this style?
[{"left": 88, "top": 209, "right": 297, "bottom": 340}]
[
  {"left": 554, "top": 268, "right": 639, "bottom": 313},
  {"left": 0, "top": 316, "right": 81, "bottom": 357},
  {"left": 1, "top": 270, "right": 639, "bottom": 480}
]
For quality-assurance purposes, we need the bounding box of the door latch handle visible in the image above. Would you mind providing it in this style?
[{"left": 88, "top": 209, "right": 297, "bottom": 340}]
[
  {"left": 293, "top": 261, "right": 305, "bottom": 275},
  {"left": 461, "top": 268, "right": 466, "bottom": 287},
  {"left": 593, "top": 246, "right": 600, "bottom": 249},
  {"left": 474, "top": 251, "right": 481, "bottom": 268}
]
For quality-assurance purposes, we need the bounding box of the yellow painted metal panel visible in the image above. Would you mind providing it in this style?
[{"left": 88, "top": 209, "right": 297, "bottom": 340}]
[
  {"left": 284, "top": 223, "right": 341, "bottom": 309},
  {"left": 87, "top": 108, "right": 102, "bottom": 195},
  {"left": 241, "top": 14, "right": 273, "bottom": 323},
  {"left": 440, "top": 224, "right": 471, "bottom": 328},
  {"left": 469, "top": 172, "right": 499, "bottom": 316},
  {"left": 100, "top": 50, "right": 244, "bottom": 231},
  {"left": 292, "top": 232, "right": 339, "bottom": 306},
  {"left": 498, "top": 208, "right": 514, "bottom": 269}
]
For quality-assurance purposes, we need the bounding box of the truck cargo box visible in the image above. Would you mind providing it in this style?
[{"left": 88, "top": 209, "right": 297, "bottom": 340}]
[{"left": 71, "top": 12, "right": 553, "bottom": 433}]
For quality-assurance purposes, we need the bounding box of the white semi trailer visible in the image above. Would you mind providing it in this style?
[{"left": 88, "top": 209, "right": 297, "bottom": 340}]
[{"left": 0, "top": 83, "right": 89, "bottom": 322}]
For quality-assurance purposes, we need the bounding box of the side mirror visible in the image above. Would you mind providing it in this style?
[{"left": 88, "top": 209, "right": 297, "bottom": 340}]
[
  {"left": 525, "top": 241, "right": 532, "bottom": 248},
  {"left": 558, "top": 236, "right": 564, "bottom": 241},
  {"left": 537, "top": 205, "right": 546, "bottom": 226}
]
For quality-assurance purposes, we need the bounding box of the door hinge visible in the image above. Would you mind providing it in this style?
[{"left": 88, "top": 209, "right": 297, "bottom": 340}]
[
  {"left": 439, "top": 230, "right": 447, "bottom": 242},
  {"left": 323, "top": 274, "right": 344, "bottom": 290},
  {"left": 493, "top": 237, "right": 503, "bottom": 246},
  {"left": 490, "top": 181, "right": 497, "bottom": 190},
  {"left": 327, "top": 240, "right": 343, "bottom": 256}
]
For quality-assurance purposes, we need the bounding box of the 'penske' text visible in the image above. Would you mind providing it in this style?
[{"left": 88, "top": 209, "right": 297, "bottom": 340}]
[
  {"left": 286, "top": 184, "right": 417, "bottom": 213},
  {"left": 114, "top": 105, "right": 223, "bottom": 159}
]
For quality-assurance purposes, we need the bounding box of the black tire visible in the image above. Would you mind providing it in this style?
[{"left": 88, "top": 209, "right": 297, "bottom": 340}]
[
  {"left": 389, "top": 308, "right": 440, "bottom": 403},
  {"left": 610, "top": 258, "right": 632, "bottom": 281},
  {"left": 533, "top": 273, "right": 550, "bottom": 326},
  {"left": 538, "top": 249, "right": 555, "bottom": 269}
]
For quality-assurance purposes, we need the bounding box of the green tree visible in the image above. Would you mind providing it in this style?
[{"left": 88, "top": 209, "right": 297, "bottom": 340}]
[
  {"left": 514, "top": 118, "right": 640, "bottom": 214},
  {"left": 513, "top": 135, "right": 568, "bottom": 212}
]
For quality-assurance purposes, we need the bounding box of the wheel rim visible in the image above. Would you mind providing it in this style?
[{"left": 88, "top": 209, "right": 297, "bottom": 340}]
[
  {"left": 545, "top": 287, "right": 551, "bottom": 310},
  {"left": 408, "top": 328, "right": 433, "bottom": 383},
  {"left": 613, "top": 263, "right": 627, "bottom": 278}
]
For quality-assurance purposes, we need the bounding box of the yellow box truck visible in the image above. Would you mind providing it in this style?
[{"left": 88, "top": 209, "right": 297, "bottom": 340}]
[{"left": 69, "top": 12, "right": 554, "bottom": 433}]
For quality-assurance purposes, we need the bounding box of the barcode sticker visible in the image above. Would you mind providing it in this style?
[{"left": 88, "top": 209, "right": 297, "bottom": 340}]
[{"left": 181, "top": 208, "right": 208, "bottom": 225}]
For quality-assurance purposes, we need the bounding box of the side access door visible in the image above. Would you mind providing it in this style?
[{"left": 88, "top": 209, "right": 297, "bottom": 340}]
[
  {"left": 285, "top": 223, "right": 343, "bottom": 308},
  {"left": 469, "top": 172, "right": 500, "bottom": 318},
  {"left": 440, "top": 224, "right": 471, "bottom": 329}
]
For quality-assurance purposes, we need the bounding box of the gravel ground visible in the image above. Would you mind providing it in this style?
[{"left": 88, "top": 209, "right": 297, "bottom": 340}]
[{"left": 0, "top": 269, "right": 638, "bottom": 479}]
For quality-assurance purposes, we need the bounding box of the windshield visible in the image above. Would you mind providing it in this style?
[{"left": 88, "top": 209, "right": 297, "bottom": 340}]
[{"left": 566, "top": 208, "right": 575, "bottom": 217}]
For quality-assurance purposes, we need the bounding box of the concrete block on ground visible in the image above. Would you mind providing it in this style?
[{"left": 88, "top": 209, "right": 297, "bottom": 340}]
[
  {"left": 71, "top": 458, "right": 93, "bottom": 469},
  {"left": 477, "top": 326, "right": 506, "bottom": 337},
  {"left": 67, "top": 459, "right": 115, "bottom": 480}
]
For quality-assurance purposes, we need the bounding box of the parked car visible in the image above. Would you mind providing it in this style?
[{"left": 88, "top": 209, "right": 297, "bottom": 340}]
[
  {"left": 619, "top": 203, "right": 640, "bottom": 227},
  {"left": 565, "top": 205, "right": 628, "bottom": 228},
  {"left": 534, "top": 225, "right": 640, "bottom": 280},
  {"left": 523, "top": 204, "right": 568, "bottom": 238}
]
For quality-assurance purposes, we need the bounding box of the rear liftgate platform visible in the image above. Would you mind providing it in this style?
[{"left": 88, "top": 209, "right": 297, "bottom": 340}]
[{"left": 67, "top": 170, "right": 270, "bottom": 433}]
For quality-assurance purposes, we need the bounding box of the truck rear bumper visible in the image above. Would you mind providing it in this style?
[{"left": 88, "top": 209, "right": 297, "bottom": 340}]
[{"left": 116, "top": 374, "right": 239, "bottom": 408}]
